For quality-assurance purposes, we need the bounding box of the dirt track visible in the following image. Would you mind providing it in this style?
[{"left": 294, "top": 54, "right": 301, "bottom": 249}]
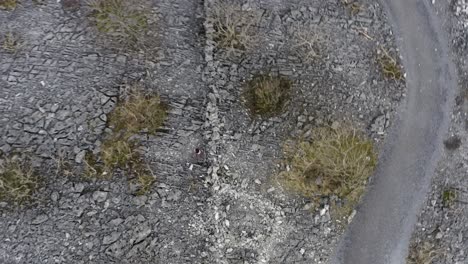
[{"left": 333, "top": 0, "right": 458, "bottom": 263}]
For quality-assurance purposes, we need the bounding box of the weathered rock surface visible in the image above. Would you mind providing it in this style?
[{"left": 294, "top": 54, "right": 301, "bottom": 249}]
[{"left": 0, "top": 0, "right": 405, "bottom": 263}]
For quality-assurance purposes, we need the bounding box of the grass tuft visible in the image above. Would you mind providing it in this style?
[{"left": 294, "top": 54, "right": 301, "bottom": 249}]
[
  {"left": 342, "top": 0, "right": 363, "bottom": 15},
  {"left": 245, "top": 74, "right": 291, "bottom": 117},
  {"left": 378, "top": 48, "right": 403, "bottom": 80},
  {"left": 291, "top": 24, "right": 323, "bottom": 63},
  {"left": 279, "top": 126, "right": 377, "bottom": 218},
  {"left": 84, "top": 85, "right": 166, "bottom": 195},
  {"left": 407, "top": 242, "right": 441, "bottom": 264},
  {"left": 210, "top": 1, "right": 260, "bottom": 57},
  {"left": 108, "top": 89, "right": 167, "bottom": 137},
  {"left": 0, "top": 158, "right": 38, "bottom": 204},
  {"left": 0, "top": 0, "right": 17, "bottom": 10},
  {"left": 442, "top": 188, "right": 457, "bottom": 208},
  {"left": 101, "top": 138, "right": 140, "bottom": 171},
  {"left": 87, "top": 0, "right": 149, "bottom": 48},
  {"left": 83, "top": 151, "right": 105, "bottom": 179},
  {"left": 2, "top": 32, "right": 22, "bottom": 52},
  {"left": 134, "top": 168, "right": 155, "bottom": 196}
]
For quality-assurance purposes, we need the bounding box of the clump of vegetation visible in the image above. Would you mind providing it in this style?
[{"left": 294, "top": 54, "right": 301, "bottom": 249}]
[
  {"left": 133, "top": 169, "right": 155, "bottom": 196},
  {"left": 279, "top": 126, "right": 377, "bottom": 218},
  {"left": 108, "top": 89, "right": 167, "bottom": 137},
  {"left": 245, "top": 74, "right": 291, "bottom": 117},
  {"left": 342, "top": 0, "right": 363, "bottom": 15},
  {"left": 0, "top": 158, "right": 38, "bottom": 204},
  {"left": 53, "top": 152, "right": 73, "bottom": 177},
  {"left": 210, "top": 1, "right": 260, "bottom": 56},
  {"left": 407, "top": 241, "right": 441, "bottom": 264},
  {"left": 83, "top": 152, "right": 105, "bottom": 178},
  {"left": 84, "top": 85, "right": 166, "bottom": 195},
  {"left": 378, "top": 48, "right": 403, "bottom": 80},
  {"left": 0, "top": 0, "right": 17, "bottom": 10},
  {"left": 87, "top": 0, "right": 149, "bottom": 49},
  {"left": 291, "top": 24, "right": 323, "bottom": 63},
  {"left": 101, "top": 138, "right": 140, "bottom": 171},
  {"left": 2, "top": 32, "right": 22, "bottom": 52},
  {"left": 442, "top": 187, "right": 457, "bottom": 208}
]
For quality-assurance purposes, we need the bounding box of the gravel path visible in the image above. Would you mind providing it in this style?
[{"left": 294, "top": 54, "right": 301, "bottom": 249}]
[
  {"left": 333, "top": 0, "right": 458, "bottom": 263},
  {"left": 406, "top": 0, "right": 468, "bottom": 262}
]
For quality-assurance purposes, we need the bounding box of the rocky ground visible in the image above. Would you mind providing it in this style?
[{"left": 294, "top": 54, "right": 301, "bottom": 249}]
[
  {"left": 407, "top": 1, "right": 468, "bottom": 264},
  {"left": 0, "top": 0, "right": 404, "bottom": 263}
]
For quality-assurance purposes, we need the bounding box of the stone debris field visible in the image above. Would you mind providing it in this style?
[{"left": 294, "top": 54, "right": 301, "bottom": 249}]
[{"left": 0, "top": 0, "right": 466, "bottom": 264}]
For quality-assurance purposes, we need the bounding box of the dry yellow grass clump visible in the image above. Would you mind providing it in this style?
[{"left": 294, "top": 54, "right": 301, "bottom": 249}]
[
  {"left": 0, "top": 158, "right": 38, "bottom": 204},
  {"left": 378, "top": 48, "right": 403, "bottom": 80},
  {"left": 291, "top": 24, "right": 323, "bottom": 63},
  {"left": 84, "top": 86, "right": 166, "bottom": 195},
  {"left": 87, "top": 0, "right": 149, "bottom": 48},
  {"left": 210, "top": 1, "right": 260, "bottom": 56},
  {"left": 407, "top": 242, "right": 442, "bottom": 264},
  {"left": 0, "top": 0, "right": 17, "bottom": 10},
  {"left": 245, "top": 74, "right": 291, "bottom": 117},
  {"left": 108, "top": 89, "right": 167, "bottom": 137},
  {"left": 280, "top": 126, "right": 377, "bottom": 218},
  {"left": 2, "top": 32, "right": 23, "bottom": 52}
]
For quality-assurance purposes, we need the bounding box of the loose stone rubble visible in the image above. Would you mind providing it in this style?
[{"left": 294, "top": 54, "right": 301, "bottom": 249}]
[{"left": 0, "top": 0, "right": 406, "bottom": 263}]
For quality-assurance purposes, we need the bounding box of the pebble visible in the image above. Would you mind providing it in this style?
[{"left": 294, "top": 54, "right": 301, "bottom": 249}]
[
  {"left": 92, "top": 191, "right": 108, "bottom": 203},
  {"left": 103, "top": 232, "right": 121, "bottom": 245},
  {"left": 131, "top": 226, "right": 152, "bottom": 244},
  {"left": 109, "top": 218, "right": 124, "bottom": 226},
  {"left": 75, "top": 150, "right": 86, "bottom": 164},
  {"left": 32, "top": 214, "right": 49, "bottom": 225}
]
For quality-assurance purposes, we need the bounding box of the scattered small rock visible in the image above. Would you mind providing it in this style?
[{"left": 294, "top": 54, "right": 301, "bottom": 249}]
[
  {"left": 130, "top": 225, "right": 152, "bottom": 245},
  {"left": 92, "top": 191, "right": 108, "bottom": 203},
  {"left": 75, "top": 150, "right": 86, "bottom": 164},
  {"left": 103, "top": 232, "right": 121, "bottom": 245},
  {"left": 32, "top": 214, "right": 49, "bottom": 225}
]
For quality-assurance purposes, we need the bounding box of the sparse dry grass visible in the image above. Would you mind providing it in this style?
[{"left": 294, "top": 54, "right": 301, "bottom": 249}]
[
  {"left": 101, "top": 138, "right": 140, "bottom": 171},
  {"left": 378, "top": 48, "right": 403, "bottom": 80},
  {"left": 83, "top": 151, "right": 106, "bottom": 178},
  {"left": 291, "top": 25, "right": 323, "bottom": 63},
  {"left": 244, "top": 74, "right": 291, "bottom": 117},
  {"left": 87, "top": 0, "right": 149, "bottom": 49},
  {"left": 407, "top": 242, "right": 442, "bottom": 264},
  {"left": 342, "top": 0, "right": 363, "bottom": 15},
  {"left": 53, "top": 152, "right": 73, "bottom": 177},
  {"left": 2, "top": 32, "right": 22, "bottom": 52},
  {"left": 108, "top": 88, "right": 167, "bottom": 137},
  {"left": 210, "top": 1, "right": 260, "bottom": 57},
  {"left": 84, "top": 85, "right": 166, "bottom": 195},
  {"left": 279, "top": 126, "right": 377, "bottom": 218},
  {"left": 0, "top": 158, "right": 38, "bottom": 204},
  {"left": 0, "top": 0, "right": 17, "bottom": 10},
  {"left": 133, "top": 167, "right": 155, "bottom": 196}
]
